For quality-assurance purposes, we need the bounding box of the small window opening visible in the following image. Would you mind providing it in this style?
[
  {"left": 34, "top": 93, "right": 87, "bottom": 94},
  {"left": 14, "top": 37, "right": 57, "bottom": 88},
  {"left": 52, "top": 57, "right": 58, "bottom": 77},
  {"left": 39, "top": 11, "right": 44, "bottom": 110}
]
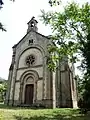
[{"left": 29, "top": 39, "right": 33, "bottom": 45}]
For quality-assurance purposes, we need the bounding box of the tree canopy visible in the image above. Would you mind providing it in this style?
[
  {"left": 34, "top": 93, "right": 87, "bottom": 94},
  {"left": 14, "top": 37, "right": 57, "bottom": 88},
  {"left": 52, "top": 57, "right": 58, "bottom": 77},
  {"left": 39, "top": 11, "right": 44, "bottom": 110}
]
[
  {"left": 41, "top": 1, "right": 90, "bottom": 109},
  {"left": 41, "top": 1, "right": 90, "bottom": 71}
]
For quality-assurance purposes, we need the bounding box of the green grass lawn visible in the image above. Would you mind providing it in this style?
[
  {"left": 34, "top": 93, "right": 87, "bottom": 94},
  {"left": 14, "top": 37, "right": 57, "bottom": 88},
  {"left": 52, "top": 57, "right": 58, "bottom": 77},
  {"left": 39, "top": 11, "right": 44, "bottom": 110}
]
[{"left": 0, "top": 103, "right": 90, "bottom": 120}]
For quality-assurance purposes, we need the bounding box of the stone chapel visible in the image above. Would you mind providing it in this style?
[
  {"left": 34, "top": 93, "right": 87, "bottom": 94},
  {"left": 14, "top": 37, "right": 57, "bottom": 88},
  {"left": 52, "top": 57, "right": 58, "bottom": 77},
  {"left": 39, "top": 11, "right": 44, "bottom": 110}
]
[{"left": 5, "top": 17, "right": 78, "bottom": 108}]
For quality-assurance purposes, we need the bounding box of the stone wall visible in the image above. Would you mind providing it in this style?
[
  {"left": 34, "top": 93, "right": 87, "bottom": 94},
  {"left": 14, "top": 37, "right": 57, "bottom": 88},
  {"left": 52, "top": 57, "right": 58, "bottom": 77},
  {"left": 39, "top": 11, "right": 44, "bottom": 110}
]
[{"left": 37, "top": 80, "right": 43, "bottom": 100}]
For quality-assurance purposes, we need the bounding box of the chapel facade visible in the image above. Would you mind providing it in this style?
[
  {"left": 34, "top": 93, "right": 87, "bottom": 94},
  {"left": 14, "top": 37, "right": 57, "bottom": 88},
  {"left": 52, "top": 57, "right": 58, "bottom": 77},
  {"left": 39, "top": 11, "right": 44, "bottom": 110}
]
[{"left": 5, "top": 17, "right": 78, "bottom": 108}]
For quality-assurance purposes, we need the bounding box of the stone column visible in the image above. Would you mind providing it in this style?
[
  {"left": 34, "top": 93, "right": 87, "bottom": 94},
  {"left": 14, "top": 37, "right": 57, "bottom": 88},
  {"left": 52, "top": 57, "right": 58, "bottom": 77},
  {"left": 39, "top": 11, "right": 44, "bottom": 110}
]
[
  {"left": 10, "top": 47, "right": 16, "bottom": 105},
  {"left": 5, "top": 69, "right": 13, "bottom": 105},
  {"left": 52, "top": 71, "right": 56, "bottom": 108},
  {"left": 43, "top": 56, "right": 47, "bottom": 99},
  {"left": 69, "top": 70, "right": 78, "bottom": 108}
]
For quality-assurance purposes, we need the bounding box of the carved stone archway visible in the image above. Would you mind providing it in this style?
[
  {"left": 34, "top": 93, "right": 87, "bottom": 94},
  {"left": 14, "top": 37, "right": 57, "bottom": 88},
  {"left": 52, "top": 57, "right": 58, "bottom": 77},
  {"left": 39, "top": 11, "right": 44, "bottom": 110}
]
[{"left": 19, "top": 70, "right": 39, "bottom": 105}]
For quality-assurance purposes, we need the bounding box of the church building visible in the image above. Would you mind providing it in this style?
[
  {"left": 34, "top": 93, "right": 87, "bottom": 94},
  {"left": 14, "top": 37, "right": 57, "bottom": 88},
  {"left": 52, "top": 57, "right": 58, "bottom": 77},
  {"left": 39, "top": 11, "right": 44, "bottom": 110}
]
[{"left": 6, "top": 17, "right": 78, "bottom": 108}]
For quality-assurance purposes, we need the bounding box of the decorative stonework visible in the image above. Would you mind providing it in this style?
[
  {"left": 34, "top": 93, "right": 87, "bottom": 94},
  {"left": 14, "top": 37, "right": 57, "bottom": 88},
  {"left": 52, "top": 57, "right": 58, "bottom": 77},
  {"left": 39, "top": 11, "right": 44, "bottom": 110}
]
[
  {"left": 19, "top": 70, "right": 39, "bottom": 104},
  {"left": 26, "top": 54, "right": 35, "bottom": 66}
]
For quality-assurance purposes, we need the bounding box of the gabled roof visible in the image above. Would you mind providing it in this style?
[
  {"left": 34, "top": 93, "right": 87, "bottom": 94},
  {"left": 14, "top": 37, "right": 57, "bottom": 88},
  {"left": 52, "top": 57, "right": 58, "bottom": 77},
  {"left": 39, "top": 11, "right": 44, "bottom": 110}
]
[{"left": 12, "top": 30, "right": 50, "bottom": 48}]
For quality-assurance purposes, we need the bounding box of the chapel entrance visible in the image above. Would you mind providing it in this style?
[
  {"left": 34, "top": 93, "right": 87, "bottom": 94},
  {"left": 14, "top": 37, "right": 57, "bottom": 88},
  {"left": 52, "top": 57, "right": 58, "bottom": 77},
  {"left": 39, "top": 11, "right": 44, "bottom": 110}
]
[{"left": 25, "top": 84, "right": 34, "bottom": 105}]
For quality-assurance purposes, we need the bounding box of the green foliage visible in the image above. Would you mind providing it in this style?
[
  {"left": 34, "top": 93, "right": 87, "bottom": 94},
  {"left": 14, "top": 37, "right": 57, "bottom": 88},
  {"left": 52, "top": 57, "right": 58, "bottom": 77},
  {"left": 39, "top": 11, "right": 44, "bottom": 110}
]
[
  {"left": 41, "top": 2, "right": 90, "bottom": 61},
  {"left": 0, "top": 80, "right": 7, "bottom": 102},
  {"left": 41, "top": 2, "right": 90, "bottom": 70},
  {"left": 75, "top": 75, "right": 85, "bottom": 99},
  {"left": 41, "top": 1, "right": 90, "bottom": 109}
]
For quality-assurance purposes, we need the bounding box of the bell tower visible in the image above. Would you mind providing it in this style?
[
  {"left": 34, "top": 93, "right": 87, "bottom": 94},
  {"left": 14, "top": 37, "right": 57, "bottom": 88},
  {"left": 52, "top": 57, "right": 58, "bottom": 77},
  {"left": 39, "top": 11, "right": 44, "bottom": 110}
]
[{"left": 27, "top": 17, "right": 38, "bottom": 33}]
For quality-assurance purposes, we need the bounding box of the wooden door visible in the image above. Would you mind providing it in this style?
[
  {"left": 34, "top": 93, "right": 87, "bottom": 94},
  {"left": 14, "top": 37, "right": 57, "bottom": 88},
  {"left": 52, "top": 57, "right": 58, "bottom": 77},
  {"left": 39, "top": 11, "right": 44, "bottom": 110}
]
[{"left": 25, "top": 84, "right": 34, "bottom": 105}]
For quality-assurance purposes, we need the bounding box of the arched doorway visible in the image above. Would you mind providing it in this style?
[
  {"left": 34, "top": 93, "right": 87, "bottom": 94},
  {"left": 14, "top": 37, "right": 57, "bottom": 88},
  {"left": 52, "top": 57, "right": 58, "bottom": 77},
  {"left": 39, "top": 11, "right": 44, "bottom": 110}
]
[
  {"left": 24, "top": 76, "right": 34, "bottom": 105},
  {"left": 19, "top": 70, "right": 39, "bottom": 105}
]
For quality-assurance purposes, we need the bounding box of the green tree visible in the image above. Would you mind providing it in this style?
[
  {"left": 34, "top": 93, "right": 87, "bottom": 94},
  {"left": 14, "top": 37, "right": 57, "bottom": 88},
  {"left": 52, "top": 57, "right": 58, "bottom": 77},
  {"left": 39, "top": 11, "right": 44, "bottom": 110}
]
[
  {"left": 0, "top": 81, "right": 7, "bottom": 102},
  {"left": 41, "top": 1, "right": 90, "bottom": 109}
]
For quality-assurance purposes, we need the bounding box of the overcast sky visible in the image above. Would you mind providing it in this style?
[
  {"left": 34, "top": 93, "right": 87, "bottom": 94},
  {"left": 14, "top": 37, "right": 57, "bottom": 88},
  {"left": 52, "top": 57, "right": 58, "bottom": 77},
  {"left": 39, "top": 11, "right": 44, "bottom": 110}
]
[{"left": 0, "top": 0, "right": 90, "bottom": 79}]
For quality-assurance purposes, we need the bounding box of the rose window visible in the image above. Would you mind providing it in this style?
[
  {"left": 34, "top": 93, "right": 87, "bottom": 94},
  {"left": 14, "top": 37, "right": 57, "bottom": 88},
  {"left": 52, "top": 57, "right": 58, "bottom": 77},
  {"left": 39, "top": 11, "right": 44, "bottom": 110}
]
[{"left": 26, "top": 55, "right": 35, "bottom": 66}]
